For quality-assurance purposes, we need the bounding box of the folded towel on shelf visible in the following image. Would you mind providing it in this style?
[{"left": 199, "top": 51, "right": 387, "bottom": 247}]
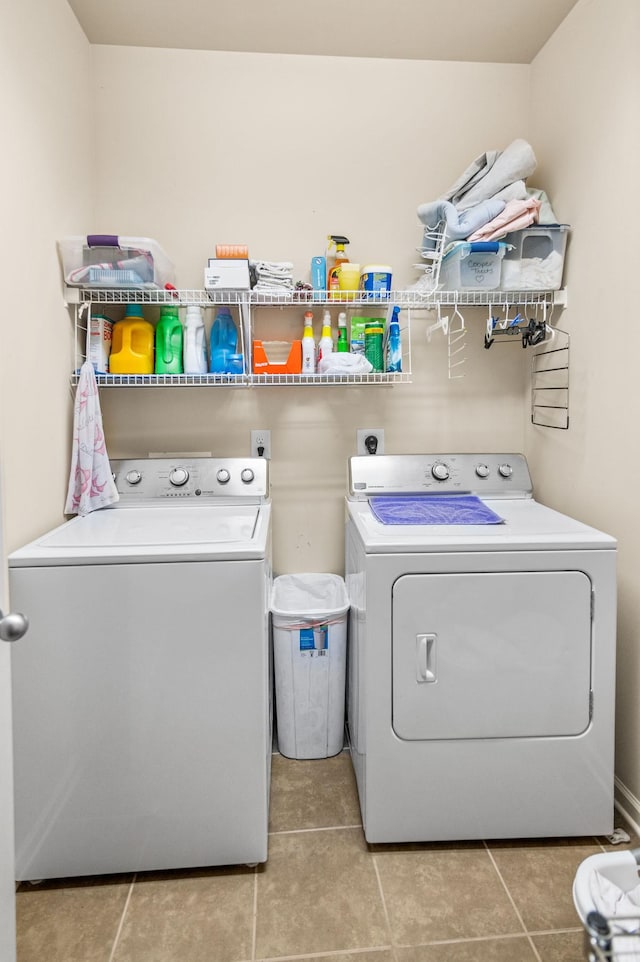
[
  {"left": 250, "top": 259, "right": 295, "bottom": 294},
  {"left": 485, "top": 179, "right": 530, "bottom": 206},
  {"left": 64, "top": 361, "right": 119, "bottom": 516},
  {"left": 317, "top": 353, "right": 374, "bottom": 375},
  {"left": 468, "top": 197, "right": 542, "bottom": 241},
  {"left": 526, "top": 187, "right": 560, "bottom": 224},
  {"left": 442, "top": 138, "right": 537, "bottom": 211}
]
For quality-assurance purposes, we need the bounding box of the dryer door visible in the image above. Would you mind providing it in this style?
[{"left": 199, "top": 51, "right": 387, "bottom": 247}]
[{"left": 392, "top": 570, "right": 592, "bottom": 740}]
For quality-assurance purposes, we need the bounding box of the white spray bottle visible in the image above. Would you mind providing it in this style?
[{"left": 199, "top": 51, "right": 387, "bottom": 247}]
[
  {"left": 302, "top": 311, "right": 316, "bottom": 374},
  {"left": 317, "top": 308, "right": 333, "bottom": 366}
]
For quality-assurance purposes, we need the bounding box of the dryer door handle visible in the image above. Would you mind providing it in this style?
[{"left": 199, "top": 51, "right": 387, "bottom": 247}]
[{"left": 416, "top": 633, "right": 437, "bottom": 683}]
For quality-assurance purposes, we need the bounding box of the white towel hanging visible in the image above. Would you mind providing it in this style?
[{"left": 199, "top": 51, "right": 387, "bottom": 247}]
[{"left": 64, "top": 361, "right": 119, "bottom": 516}]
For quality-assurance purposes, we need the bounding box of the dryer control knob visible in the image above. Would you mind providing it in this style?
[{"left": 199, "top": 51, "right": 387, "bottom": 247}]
[
  {"left": 240, "top": 468, "right": 255, "bottom": 484},
  {"left": 431, "top": 462, "right": 450, "bottom": 481},
  {"left": 217, "top": 469, "right": 231, "bottom": 485},
  {"left": 498, "top": 463, "right": 513, "bottom": 478},
  {"left": 126, "top": 470, "right": 142, "bottom": 485},
  {"left": 169, "top": 467, "right": 189, "bottom": 487},
  {"left": 475, "top": 464, "right": 490, "bottom": 479}
]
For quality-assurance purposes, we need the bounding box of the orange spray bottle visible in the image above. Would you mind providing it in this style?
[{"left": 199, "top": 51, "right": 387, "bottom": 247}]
[{"left": 326, "top": 235, "right": 350, "bottom": 299}]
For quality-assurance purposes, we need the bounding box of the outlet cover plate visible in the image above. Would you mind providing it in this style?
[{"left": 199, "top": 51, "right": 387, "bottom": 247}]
[
  {"left": 251, "top": 429, "right": 271, "bottom": 459},
  {"left": 356, "top": 428, "right": 384, "bottom": 456}
]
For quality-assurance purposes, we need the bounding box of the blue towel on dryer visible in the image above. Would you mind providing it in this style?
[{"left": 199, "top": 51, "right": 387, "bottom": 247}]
[{"left": 370, "top": 495, "right": 504, "bottom": 526}]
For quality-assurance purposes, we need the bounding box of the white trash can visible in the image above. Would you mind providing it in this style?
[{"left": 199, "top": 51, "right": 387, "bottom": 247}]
[{"left": 271, "top": 573, "right": 349, "bottom": 760}]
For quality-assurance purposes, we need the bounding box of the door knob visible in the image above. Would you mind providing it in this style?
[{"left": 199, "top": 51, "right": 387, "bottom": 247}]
[{"left": 0, "top": 608, "right": 29, "bottom": 642}]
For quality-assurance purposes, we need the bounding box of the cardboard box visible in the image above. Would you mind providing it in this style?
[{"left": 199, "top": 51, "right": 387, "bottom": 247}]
[{"left": 204, "top": 258, "right": 251, "bottom": 290}]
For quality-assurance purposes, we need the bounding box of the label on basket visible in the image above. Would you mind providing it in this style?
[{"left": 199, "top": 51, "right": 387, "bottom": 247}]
[{"left": 299, "top": 625, "right": 328, "bottom": 654}]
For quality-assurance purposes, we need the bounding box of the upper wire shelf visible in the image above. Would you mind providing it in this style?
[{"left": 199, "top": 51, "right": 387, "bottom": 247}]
[{"left": 67, "top": 286, "right": 565, "bottom": 310}]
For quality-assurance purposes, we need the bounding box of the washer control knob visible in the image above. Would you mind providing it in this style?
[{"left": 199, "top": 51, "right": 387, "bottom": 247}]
[
  {"left": 169, "top": 467, "right": 189, "bottom": 487},
  {"left": 125, "top": 470, "right": 142, "bottom": 485},
  {"left": 431, "top": 462, "right": 450, "bottom": 481},
  {"left": 240, "top": 468, "right": 255, "bottom": 484},
  {"left": 475, "top": 464, "right": 490, "bottom": 479},
  {"left": 498, "top": 463, "right": 513, "bottom": 479},
  {"left": 216, "top": 468, "right": 231, "bottom": 485}
]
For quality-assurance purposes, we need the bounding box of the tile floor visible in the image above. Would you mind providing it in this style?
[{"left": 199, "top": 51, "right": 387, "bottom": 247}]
[{"left": 15, "top": 750, "right": 637, "bottom": 962}]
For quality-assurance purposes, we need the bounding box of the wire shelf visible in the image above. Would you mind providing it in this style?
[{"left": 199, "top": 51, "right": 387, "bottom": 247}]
[
  {"left": 73, "top": 297, "right": 412, "bottom": 387},
  {"left": 67, "top": 286, "right": 564, "bottom": 310},
  {"left": 71, "top": 288, "right": 244, "bottom": 306},
  {"left": 70, "top": 287, "right": 565, "bottom": 390},
  {"left": 72, "top": 372, "right": 249, "bottom": 387},
  {"left": 248, "top": 371, "right": 411, "bottom": 387}
]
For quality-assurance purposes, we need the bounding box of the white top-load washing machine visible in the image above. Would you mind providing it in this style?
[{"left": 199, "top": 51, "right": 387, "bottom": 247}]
[
  {"left": 345, "top": 454, "right": 617, "bottom": 843},
  {"left": 9, "top": 457, "right": 272, "bottom": 880}
]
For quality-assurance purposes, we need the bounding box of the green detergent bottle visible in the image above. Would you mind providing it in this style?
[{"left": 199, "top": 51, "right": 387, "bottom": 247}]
[{"left": 155, "top": 305, "right": 183, "bottom": 374}]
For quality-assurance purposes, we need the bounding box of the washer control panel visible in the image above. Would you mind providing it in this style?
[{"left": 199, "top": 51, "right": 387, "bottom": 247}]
[
  {"left": 112, "top": 457, "right": 269, "bottom": 501},
  {"left": 348, "top": 453, "right": 533, "bottom": 499}
]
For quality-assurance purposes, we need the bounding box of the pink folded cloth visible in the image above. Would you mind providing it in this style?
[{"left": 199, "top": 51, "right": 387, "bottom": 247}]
[
  {"left": 468, "top": 197, "right": 541, "bottom": 242},
  {"left": 64, "top": 362, "right": 119, "bottom": 516}
]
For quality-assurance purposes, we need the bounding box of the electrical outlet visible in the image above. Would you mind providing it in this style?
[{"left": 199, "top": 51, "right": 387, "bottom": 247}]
[
  {"left": 356, "top": 428, "right": 384, "bottom": 456},
  {"left": 251, "top": 429, "right": 271, "bottom": 459}
]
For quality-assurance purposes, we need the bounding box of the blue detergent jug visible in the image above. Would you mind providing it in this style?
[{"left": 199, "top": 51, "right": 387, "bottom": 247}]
[{"left": 209, "top": 308, "right": 238, "bottom": 374}]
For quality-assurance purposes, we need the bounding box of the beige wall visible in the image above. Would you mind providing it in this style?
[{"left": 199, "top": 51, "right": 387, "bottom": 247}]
[
  {"left": 6, "top": 0, "right": 637, "bottom": 819},
  {"left": 92, "top": 47, "right": 530, "bottom": 574},
  {"left": 0, "top": 0, "right": 92, "bottom": 555},
  {"left": 529, "top": 0, "right": 640, "bottom": 818}
]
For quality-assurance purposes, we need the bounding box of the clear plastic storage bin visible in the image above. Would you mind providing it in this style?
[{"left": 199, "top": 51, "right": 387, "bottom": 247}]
[
  {"left": 439, "top": 241, "right": 508, "bottom": 290},
  {"left": 271, "top": 573, "right": 349, "bottom": 760},
  {"left": 500, "top": 224, "right": 569, "bottom": 291},
  {"left": 59, "top": 235, "right": 175, "bottom": 289}
]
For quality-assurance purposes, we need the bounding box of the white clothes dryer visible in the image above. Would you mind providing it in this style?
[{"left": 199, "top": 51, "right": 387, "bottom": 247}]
[
  {"left": 9, "top": 457, "right": 272, "bottom": 879},
  {"left": 345, "top": 454, "right": 617, "bottom": 843}
]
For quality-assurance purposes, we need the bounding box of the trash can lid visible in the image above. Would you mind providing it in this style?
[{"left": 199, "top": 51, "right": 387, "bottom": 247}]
[{"left": 271, "top": 573, "right": 349, "bottom": 618}]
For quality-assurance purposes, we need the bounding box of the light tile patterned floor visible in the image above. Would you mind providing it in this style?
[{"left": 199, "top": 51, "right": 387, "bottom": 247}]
[{"left": 16, "top": 751, "right": 637, "bottom": 962}]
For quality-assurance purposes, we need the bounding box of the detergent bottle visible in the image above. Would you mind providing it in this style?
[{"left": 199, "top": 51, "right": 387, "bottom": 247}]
[
  {"left": 154, "top": 305, "right": 183, "bottom": 374},
  {"left": 336, "top": 311, "right": 349, "bottom": 352},
  {"left": 209, "top": 307, "right": 238, "bottom": 374},
  {"left": 183, "top": 305, "right": 207, "bottom": 374},
  {"left": 326, "top": 235, "right": 350, "bottom": 299},
  {"left": 109, "top": 304, "right": 154, "bottom": 375}
]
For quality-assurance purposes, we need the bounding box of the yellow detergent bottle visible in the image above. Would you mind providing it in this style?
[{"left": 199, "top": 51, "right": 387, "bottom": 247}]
[
  {"left": 326, "top": 235, "right": 350, "bottom": 299},
  {"left": 109, "top": 305, "right": 155, "bottom": 374}
]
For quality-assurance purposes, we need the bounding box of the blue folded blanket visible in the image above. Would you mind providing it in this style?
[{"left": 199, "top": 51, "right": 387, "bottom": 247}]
[
  {"left": 370, "top": 495, "right": 504, "bottom": 526},
  {"left": 417, "top": 198, "right": 506, "bottom": 251}
]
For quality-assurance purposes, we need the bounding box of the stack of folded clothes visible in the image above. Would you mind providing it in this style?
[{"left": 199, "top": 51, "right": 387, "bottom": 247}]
[{"left": 412, "top": 138, "right": 561, "bottom": 291}]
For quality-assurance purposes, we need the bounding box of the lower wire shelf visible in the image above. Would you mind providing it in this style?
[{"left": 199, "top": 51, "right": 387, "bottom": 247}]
[{"left": 73, "top": 371, "right": 411, "bottom": 387}]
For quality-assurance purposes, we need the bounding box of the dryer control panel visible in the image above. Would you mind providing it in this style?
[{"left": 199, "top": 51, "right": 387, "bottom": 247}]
[
  {"left": 112, "top": 457, "right": 269, "bottom": 501},
  {"left": 348, "top": 453, "right": 533, "bottom": 499}
]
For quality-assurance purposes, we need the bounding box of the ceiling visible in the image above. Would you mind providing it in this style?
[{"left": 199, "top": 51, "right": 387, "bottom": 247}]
[{"left": 67, "top": 0, "right": 580, "bottom": 64}]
